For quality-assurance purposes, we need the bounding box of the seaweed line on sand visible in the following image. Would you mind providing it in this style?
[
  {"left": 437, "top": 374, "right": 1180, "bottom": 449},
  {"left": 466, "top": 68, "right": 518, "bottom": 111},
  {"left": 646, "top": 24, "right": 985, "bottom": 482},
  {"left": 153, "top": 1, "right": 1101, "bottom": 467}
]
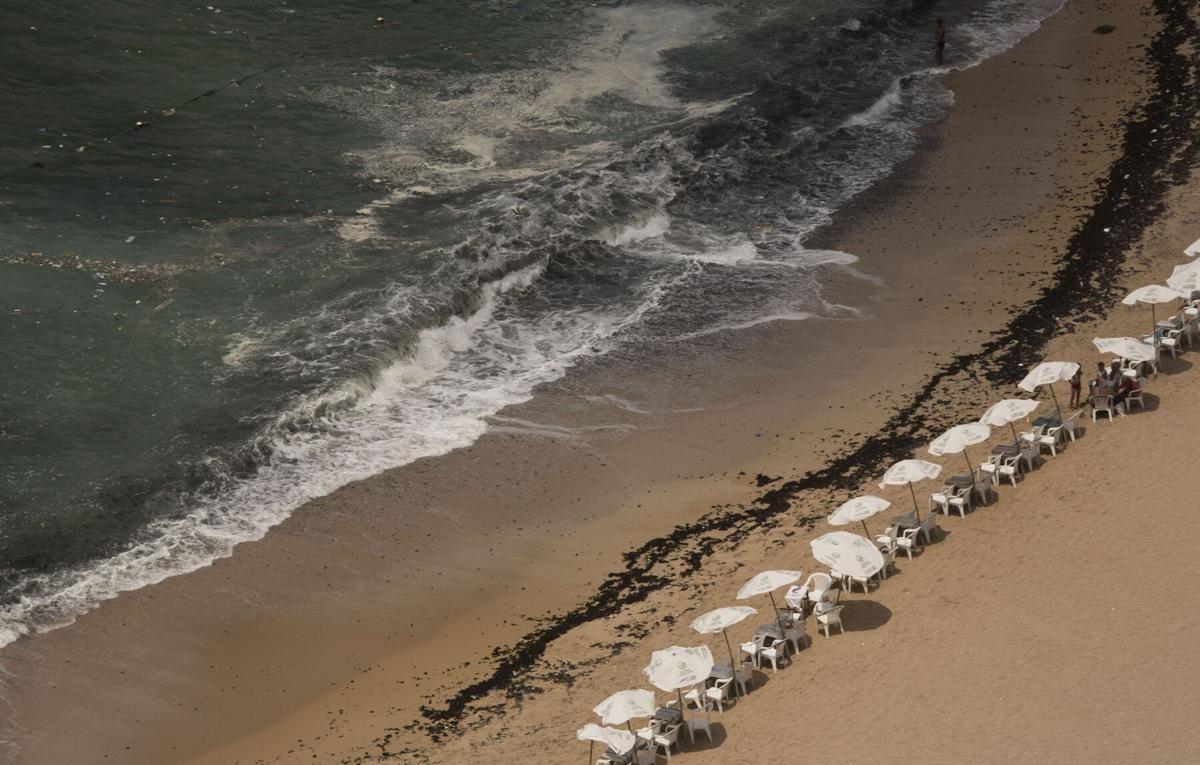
[{"left": 366, "top": 0, "right": 1200, "bottom": 758}]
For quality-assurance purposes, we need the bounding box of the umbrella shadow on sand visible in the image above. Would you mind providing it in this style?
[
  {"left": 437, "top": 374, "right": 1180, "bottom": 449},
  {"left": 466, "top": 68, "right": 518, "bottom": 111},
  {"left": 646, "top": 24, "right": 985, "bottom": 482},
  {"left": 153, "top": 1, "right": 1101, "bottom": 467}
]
[
  {"left": 839, "top": 600, "right": 892, "bottom": 632},
  {"left": 1158, "top": 357, "right": 1194, "bottom": 376}
]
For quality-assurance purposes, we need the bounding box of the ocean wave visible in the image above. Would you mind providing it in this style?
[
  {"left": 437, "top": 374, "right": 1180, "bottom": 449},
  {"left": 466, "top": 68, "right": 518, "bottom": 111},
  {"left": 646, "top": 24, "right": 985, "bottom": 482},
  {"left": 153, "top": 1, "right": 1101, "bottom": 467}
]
[{"left": 0, "top": 0, "right": 1073, "bottom": 647}]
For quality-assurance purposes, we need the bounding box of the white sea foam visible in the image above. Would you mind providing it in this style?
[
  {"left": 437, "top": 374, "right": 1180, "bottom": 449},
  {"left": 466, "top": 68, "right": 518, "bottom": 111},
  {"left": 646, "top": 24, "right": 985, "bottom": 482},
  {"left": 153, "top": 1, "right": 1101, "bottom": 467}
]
[
  {"left": 321, "top": 4, "right": 732, "bottom": 244},
  {"left": 0, "top": 0, "right": 1073, "bottom": 649},
  {"left": 0, "top": 257, "right": 681, "bottom": 647}
]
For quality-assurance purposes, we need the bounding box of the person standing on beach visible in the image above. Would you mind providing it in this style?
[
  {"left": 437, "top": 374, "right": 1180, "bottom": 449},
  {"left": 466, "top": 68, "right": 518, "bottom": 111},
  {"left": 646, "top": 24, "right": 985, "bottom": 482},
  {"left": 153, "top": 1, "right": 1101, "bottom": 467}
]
[
  {"left": 934, "top": 19, "right": 946, "bottom": 65},
  {"left": 1069, "top": 367, "right": 1082, "bottom": 408}
]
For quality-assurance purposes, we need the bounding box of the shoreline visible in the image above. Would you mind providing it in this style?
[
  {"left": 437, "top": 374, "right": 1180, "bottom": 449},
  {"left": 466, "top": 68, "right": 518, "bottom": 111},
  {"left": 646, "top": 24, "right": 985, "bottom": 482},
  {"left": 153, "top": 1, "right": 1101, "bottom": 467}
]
[{"left": 5, "top": 0, "right": 1198, "bottom": 762}]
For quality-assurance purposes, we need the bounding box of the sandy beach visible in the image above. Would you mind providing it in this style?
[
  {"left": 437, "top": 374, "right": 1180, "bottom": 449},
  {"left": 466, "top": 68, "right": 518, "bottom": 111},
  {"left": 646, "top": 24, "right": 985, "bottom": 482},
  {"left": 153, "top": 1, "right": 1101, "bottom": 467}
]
[{"left": 6, "top": 0, "right": 1200, "bottom": 762}]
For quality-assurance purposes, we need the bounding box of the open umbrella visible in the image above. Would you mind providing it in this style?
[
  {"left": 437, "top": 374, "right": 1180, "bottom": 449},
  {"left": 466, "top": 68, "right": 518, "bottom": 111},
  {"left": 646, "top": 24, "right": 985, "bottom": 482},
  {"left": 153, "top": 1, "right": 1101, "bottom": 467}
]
[
  {"left": 644, "top": 644, "right": 715, "bottom": 724},
  {"left": 1167, "top": 261, "right": 1200, "bottom": 297},
  {"left": 927, "top": 422, "right": 991, "bottom": 480},
  {"left": 577, "top": 723, "right": 636, "bottom": 764},
  {"left": 691, "top": 606, "right": 756, "bottom": 689},
  {"left": 1017, "top": 361, "right": 1079, "bottom": 418},
  {"left": 1185, "top": 236, "right": 1200, "bottom": 257},
  {"left": 980, "top": 398, "right": 1040, "bottom": 442},
  {"left": 810, "top": 531, "right": 885, "bottom": 581},
  {"left": 594, "top": 689, "right": 657, "bottom": 737},
  {"left": 828, "top": 495, "right": 891, "bottom": 538},
  {"left": 736, "top": 570, "right": 802, "bottom": 633},
  {"left": 1121, "top": 285, "right": 1182, "bottom": 335},
  {"left": 879, "top": 459, "right": 942, "bottom": 521},
  {"left": 1093, "top": 336, "right": 1157, "bottom": 364}
]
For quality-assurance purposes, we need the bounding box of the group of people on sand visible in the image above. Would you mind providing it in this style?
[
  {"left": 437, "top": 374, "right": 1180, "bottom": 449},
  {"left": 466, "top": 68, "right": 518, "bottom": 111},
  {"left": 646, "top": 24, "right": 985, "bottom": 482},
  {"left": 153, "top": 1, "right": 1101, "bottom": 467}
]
[{"left": 1068, "top": 361, "right": 1146, "bottom": 416}]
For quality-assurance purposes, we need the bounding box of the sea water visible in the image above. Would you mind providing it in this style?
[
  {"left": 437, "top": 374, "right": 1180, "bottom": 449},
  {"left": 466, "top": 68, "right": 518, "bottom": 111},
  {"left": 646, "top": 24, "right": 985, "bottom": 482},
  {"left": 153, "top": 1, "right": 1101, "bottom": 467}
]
[{"left": 0, "top": 0, "right": 1061, "bottom": 645}]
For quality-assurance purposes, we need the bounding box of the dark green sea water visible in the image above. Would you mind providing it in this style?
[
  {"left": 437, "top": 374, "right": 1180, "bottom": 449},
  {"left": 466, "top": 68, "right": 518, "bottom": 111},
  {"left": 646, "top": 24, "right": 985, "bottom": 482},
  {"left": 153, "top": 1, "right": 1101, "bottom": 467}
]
[{"left": 0, "top": 0, "right": 1061, "bottom": 644}]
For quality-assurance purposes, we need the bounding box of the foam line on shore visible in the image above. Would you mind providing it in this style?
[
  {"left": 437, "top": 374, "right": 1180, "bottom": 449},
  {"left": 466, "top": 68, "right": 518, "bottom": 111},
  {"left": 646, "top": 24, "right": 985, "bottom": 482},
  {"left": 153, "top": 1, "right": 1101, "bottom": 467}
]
[{"left": 389, "top": 0, "right": 1200, "bottom": 746}]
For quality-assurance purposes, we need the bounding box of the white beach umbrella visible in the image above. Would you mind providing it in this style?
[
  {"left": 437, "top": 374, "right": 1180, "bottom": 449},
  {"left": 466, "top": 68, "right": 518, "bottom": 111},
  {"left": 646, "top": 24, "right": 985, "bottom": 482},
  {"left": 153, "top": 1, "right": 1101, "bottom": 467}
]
[
  {"left": 1167, "top": 261, "right": 1200, "bottom": 295},
  {"left": 879, "top": 459, "right": 943, "bottom": 520},
  {"left": 577, "top": 723, "right": 636, "bottom": 764},
  {"left": 1122, "top": 285, "right": 1183, "bottom": 334},
  {"left": 594, "top": 689, "right": 657, "bottom": 729},
  {"left": 1017, "top": 361, "right": 1080, "bottom": 416},
  {"left": 828, "top": 495, "right": 891, "bottom": 538},
  {"left": 736, "top": 569, "right": 803, "bottom": 632},
  {"left": 927, "top": 422, "right": 991, "bottom": 480},
  {"left": 691, "top": 606, "right": 757, "bottom": 678},
  {"left": 1185, "top": 236, "right": 1200, "bottom": 257},
  {"left": 1093, "top": 336, "right": 1157, "bottom": 364},
  {"left": 644, "top": 645, "right": 714, "bottom": 700},
  {"left": 810, "top": 531, "right": 885, "bottom": 580},
  {"left": 980, "top": 398, "right": 1040, "bottom": 441}
]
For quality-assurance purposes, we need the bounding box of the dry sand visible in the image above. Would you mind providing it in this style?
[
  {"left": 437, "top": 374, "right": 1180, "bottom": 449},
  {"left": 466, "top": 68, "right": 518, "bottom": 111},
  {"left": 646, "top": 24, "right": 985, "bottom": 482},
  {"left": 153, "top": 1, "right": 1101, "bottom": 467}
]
[{"left": 5, "top": 0, "right": 1200, "bottom": 763}]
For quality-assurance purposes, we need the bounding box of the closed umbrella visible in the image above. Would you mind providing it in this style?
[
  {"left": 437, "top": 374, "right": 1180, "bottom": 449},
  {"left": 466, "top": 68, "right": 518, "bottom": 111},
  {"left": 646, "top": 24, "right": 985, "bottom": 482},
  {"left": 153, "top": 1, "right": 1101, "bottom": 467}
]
[
  {"left": 927, "top": 422, "right": 991, "bottom": 480},
  {"left": 827, "top": 495, "right": 891, "bottom": 538},
  {"left": 980, "top": 398, "right": 1040, "bottom": 441},
  {"left": 577, "top": 723, "right": 636, "bottom": 765},
  {"left": 691, "top": 606, "right": 756, "bottom": 687},
  {"left": 879, "top": 459, "right": 942, "bottom": 521},
  {"left": 736, "top": 570, "right": 803, "bottom": 633},
  {"left": 1121, "top": 285, "right": 1182, "bottom": 334},
  {"left": 810, "top": 531, "right": 885, "bottom": 581},
  {"left": 1017, "top": 361, "right": 1079, "bottom": 418}
]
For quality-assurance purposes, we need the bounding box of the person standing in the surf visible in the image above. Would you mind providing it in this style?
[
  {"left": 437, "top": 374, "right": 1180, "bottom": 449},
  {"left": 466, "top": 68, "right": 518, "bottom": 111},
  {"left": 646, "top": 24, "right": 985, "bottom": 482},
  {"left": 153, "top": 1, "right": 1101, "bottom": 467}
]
[{"left": 934, "top": 18, "right": 946, "bottom": 65}]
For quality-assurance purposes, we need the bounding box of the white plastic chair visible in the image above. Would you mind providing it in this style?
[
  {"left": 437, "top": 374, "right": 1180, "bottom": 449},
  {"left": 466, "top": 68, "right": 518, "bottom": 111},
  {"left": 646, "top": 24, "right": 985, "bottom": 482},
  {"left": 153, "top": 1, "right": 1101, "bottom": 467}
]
[
  {"left": 1018, "top": 440, "right": 1039, "bottom": 473},
  {"left": 946, "top": 484, "right": 970, "bottom": 518},
  {"left": 687, "top": 714, "right": 712, "bottom": 743},
  {"left": 918, "top": 513, "right": 940, "bottom": 545},
  {"left": 895, "top": 527, "right": 921, "bottom": 560},
  {"left": 816, "top": 605, "right": 845, "bottom": 638},
  {"left": 879, "top": 544, "right": 897, "bottom": 578},
  {"left": 1092, "top": 394, "right": 1114, "bottom": 423},
  {"left": 845, "top": 571, "right": 873, "bottom": 594},
  {"left": 734, "top": 661, "right": 755, "bottom": 696},
  {"left": 1038, "top": 425, "right": 1064, "bottom": 457},
  {"left": 802, "top": 573, "right": 832, "bottom": 605},
  {"left": 784, "top": 620, "right": 806, "bottom": 653},
  {"left": 874, "top": 526, "right": 898, "bottom": 548},
  {"left": 929, "top": 491, "right": 950, "bottom": 516},
  {"left": 703, "top": 678, "right": 732, "bottom": 715},
  {"left": 653, "top": 724, "right": 682, "bottom": 760},
  {"left": 1061, "top": 410, "right": 1082, "bottom": 441},
  {"left": 758, "top": 638, "right": 786, "bottom": 673},
  {"left": 739, "top": 640, "right": 759, "bottom": 669},
  {"left": 1127, "top": 386, "right": 1145, "bottom": 411}
]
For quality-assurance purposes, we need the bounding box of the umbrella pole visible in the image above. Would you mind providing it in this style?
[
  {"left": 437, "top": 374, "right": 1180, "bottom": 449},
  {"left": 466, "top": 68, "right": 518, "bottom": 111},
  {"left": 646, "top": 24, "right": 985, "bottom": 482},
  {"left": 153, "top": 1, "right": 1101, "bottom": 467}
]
[
  {"left": 1009, "top": 422, "right": 1019, "bottom": 443},
  {"left": 768, "top": 591, "right": 786, "bottom": 633},
  {"left": 861, "top": 520, "right": 871, "bottom": 538},
  {"left": 589, "top": 741, "right": 593, "bottom": 765},
  {"left": 721, "top": 629, "right": 739, "bottom": 696},
  {"left": 1048, "top": 384, "right": 1062, "bottom": 420},
  {"left": 962, "top": 448, "right": 974, "bottom": 481},
  {"left": 1152, "top": 304, "right": 1156, "bottom": 335},
  {"left": 907, "top": 480, "right": 922, "bottom": 522}
]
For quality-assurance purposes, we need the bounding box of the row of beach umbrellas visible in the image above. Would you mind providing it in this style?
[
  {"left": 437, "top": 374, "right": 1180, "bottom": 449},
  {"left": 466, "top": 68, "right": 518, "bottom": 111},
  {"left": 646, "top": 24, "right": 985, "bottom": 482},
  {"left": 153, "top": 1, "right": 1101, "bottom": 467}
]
[{"left": 577, "top": 241, "right": 1200, "bottom": 762}]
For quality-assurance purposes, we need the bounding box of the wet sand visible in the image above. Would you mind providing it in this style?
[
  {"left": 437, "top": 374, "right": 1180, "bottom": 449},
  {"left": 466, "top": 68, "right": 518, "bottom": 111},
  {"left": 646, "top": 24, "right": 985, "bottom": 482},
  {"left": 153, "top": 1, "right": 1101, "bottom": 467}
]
[{"left": 4, "top": 0, "right": 1197, "bottom": 762}]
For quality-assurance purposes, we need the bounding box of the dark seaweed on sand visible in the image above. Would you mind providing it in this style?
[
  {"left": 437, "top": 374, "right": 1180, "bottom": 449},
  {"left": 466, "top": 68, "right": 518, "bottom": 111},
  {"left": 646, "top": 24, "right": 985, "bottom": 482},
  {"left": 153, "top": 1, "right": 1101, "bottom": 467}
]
[{"left": 365, "top": 0, "right": 1200, "bottom": 758}]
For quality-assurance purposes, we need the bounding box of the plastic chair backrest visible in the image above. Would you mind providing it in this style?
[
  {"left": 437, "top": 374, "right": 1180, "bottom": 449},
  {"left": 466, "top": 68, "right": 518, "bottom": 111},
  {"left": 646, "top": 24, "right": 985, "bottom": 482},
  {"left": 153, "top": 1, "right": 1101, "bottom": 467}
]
[{"left": 807, "top": 573, "right": 832, "bottom": 590}]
